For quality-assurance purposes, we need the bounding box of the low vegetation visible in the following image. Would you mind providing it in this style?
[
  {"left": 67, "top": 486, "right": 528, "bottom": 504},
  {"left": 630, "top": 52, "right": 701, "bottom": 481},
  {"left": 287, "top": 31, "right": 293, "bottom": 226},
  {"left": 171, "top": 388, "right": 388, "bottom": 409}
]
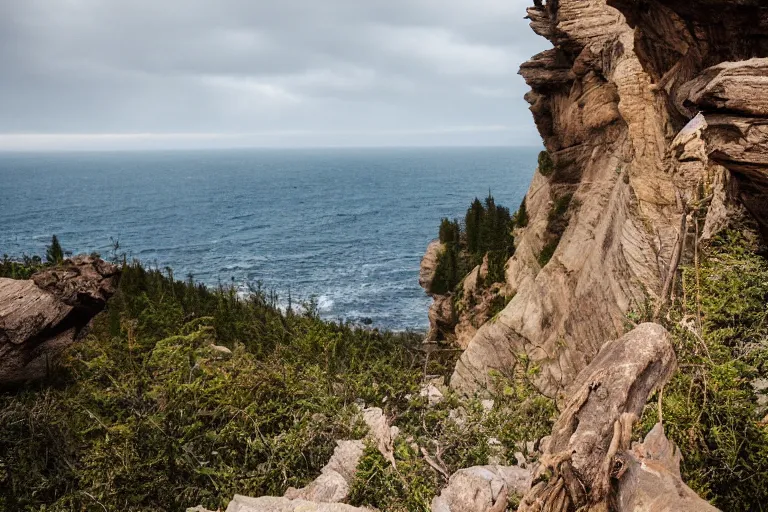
[
  {"left": 537, "top": 191, "right": 575, "bottom": 267},
  {"left": 6, "top": 223, "right": 763, "bottom": 511},
  {"left": 0, "top": 243, "right": 555, "bottom": 512},
  {"left": 537, "top": 150, "right": 554, "bottom": 177},
  {"left": 639, "top": 230, "right": 768, "bottom": 510}
]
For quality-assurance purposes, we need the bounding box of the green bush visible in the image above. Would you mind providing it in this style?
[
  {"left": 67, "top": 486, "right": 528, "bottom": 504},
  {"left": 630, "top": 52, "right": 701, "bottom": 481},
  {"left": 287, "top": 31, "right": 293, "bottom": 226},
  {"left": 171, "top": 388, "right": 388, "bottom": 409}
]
[
  {"left": 513, "top": 198, "right": 529, "bottom": 228},
  {"left": 431, "top": 243, "right": 466, "bottom": 295},
  {"left": 438, "top": 218, "right": 460, "bottom": 245},
  {"left": 538, "top": 151, "right": 554, "bottom": 177},
  {"left": 536, "top": 192, "right": 574, "bottom": 268},
  {"left": 0, "top": 254, "right": 44, "bottom": 279},
  {"left": 485, "top": 250, "right": 508, "bottom": 286},
  {"left": 45, "top": 234, "right": 65, "bottom": 264},
  {"left": 538, "top": 240, "right": 558, "bottom": 267},
  {"left": 639, "top": 231, "right": 768, "bottom": 510}
]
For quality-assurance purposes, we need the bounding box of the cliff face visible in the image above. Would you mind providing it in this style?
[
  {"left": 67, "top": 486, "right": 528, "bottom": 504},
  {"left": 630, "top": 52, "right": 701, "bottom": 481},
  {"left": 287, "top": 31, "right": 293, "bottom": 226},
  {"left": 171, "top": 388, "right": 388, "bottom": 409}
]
[
  {"left": 0, "top": 256, "right": 119, "bottom": 383},
  {"left": 450, "top": 0, "right": 768, "bottom": 396}
]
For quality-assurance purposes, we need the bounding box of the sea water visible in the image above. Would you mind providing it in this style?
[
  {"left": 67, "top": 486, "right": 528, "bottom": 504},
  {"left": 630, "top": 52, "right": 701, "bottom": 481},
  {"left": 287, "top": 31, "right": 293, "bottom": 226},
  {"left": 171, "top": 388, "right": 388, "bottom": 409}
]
[{"left": 0, "top": 146, "right": 537, "bottom": 330}]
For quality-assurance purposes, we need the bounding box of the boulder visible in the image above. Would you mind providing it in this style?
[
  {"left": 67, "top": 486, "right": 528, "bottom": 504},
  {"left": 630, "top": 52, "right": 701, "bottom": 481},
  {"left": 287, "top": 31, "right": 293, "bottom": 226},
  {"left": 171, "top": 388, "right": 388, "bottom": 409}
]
[
  {"left": 617, "top": 423, "right": 719, "bottom": 512},
  {"left": 224, "top": 495, "right": 372, "bottom": 512},
  {"left": 0, "top": 255, "right": 119, "bottom": 383},
  {"left": 419, "top": 240, "right": 444, "bottom": 294},
  {"left": 431, "top": 465, "right": 532, "bottom": 512},
  {"left": 284, "top": 440, "right": 365, "bottom": 503}
]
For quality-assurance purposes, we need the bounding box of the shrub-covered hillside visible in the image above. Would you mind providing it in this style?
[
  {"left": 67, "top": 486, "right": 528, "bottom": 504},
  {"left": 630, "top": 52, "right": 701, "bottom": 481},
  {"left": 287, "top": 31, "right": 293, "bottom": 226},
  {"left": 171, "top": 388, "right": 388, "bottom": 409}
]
[{"left": 0, "top": 251, "right": 555, "bottom": 512}]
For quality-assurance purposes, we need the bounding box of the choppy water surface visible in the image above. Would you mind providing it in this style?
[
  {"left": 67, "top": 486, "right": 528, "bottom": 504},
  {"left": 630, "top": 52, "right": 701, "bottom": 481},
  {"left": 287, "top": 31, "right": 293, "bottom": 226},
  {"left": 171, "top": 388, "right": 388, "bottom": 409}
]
[{"left": 0, "top": 147, "right": 537, "bottom": 329}]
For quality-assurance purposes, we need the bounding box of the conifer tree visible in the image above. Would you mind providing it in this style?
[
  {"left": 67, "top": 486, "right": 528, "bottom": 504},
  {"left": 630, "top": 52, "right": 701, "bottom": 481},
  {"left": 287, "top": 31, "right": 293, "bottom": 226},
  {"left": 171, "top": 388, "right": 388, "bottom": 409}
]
[
  {"left": 465, "top": 198, "right": 484, "bottom": 254},
  {"left": 46, "top": 235, "right": 64, "bottom": 264}
]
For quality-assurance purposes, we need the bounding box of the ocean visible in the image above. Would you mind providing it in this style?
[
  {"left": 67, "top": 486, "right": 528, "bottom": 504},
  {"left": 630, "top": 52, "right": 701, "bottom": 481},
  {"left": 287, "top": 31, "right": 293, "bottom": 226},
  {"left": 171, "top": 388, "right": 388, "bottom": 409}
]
[{"left": 0, "top": 146, "right": 537, "bottom": 330}]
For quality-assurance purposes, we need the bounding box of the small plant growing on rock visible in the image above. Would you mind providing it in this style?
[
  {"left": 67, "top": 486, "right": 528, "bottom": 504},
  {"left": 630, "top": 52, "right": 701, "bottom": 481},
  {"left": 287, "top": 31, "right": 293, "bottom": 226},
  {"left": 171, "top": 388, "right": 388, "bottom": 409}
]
[{"left": 538, "top": 150, "right": 555, "bottom": 177}]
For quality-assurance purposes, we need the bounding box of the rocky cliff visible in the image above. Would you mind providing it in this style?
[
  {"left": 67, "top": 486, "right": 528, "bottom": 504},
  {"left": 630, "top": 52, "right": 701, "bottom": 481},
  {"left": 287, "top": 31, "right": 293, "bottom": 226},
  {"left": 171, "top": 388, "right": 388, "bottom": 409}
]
[
  {"left": 443, "top": 0, "right": 768, "bottom": 397},
  {"left": 0, "top": 255, "right": 119, "bottom": 383}
]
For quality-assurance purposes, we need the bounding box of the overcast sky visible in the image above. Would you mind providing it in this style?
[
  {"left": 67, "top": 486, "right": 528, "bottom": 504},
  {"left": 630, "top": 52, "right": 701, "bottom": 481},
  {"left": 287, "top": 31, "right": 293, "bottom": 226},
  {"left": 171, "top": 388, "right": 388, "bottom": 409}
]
[{"left": 0, "top": 0, "right": 549, "bottom": 150}]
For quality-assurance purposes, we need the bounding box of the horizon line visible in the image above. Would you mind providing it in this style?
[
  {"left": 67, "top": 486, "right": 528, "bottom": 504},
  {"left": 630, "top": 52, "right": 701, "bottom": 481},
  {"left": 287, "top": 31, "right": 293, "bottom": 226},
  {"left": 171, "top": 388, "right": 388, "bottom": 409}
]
[{"left": 0, "top": 143, "right": 543, "bottom": 154}]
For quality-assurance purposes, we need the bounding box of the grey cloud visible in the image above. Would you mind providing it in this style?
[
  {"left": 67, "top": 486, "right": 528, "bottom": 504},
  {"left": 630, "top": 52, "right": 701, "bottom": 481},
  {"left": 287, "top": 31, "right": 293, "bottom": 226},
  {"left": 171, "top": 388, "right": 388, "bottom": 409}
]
[{"left": 0, "top": 0, "right": 549, "bottom": 149}]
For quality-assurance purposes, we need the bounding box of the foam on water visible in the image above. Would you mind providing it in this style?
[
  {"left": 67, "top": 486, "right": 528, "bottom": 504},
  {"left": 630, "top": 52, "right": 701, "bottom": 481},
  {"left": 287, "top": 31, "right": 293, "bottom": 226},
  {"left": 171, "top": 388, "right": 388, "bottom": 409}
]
[{"left": 0, "top": 147, "right": 537, "bottom": 330}]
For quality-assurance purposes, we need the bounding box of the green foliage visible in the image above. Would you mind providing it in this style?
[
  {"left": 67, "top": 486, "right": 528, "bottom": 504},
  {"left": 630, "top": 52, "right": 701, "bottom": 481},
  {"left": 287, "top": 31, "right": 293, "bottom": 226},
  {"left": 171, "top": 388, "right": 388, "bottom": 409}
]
[
  {"left": 349, "top": 378, "right": 556, "bottom": 512},
  {"left": 485, "top": 250, "right": 508, "bottom": 286},
  {"left": 538, "top": 151, "right": 554, "bottom": 177},
  {"left": 0, "top": 262, "right": 428, "bottom": 512},
  {"left": 395, "top": 376, "right": 556, "bottom": 478},
  {"left": 438, "top": 218, "right": 460, "bottom": 245},
  {"left": 1, "top": 236, "right": 68, "bottom": 279},
  {"left": 431, "top": 243, "right": 466, "bottom": 295},
  {"left": 639, "top": 231, "right": 768, "bottom": 510},
  {"left": 548, "top": 194, "right": 572, "bottom": 223},
  {"left": 0, "top": 254, "right": 44, "bottom": 279},
  {"left": 538, "top": 240, "right": 558, "bottom": 267},
  {"left": 465, "top": 198, "right": 485, "bottom": 254},
  {"left": 348, "top": 442, "right": 436, "bottom": 512},
  {"left": 432, "top": 194, "right": 515, "bottom": 293},
  {"left": 513, "top": 198, "right": 529, "bottom": 228},
  {"left": 46, "top": 234, "right": 65, "bottom": 264},
  {"left": 473, "top": 194, "right": 514, "bottom": 263},
  {"left": 0, "top": 255, "right": 554, "bottom": 511},
  {"left": 537, "top": 192, "right": 574, "bottom": 267}
]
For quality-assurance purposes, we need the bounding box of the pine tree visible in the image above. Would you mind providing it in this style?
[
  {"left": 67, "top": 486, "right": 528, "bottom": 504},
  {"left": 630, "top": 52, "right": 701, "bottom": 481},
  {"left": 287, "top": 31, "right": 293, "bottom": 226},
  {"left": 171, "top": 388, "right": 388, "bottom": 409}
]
[
  {"left": 464, "top": 198, "right": 484, "bottom": 254},
  {"left": 45, "top": 235, "right": 64, "bottom": 264}
]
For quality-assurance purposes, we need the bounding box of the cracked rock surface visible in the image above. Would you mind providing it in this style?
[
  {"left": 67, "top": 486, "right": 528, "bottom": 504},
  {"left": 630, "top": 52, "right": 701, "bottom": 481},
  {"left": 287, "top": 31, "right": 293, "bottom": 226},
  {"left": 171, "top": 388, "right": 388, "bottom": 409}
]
[{"left": 0, "top": 255, "right": 120, "bottom": 383}]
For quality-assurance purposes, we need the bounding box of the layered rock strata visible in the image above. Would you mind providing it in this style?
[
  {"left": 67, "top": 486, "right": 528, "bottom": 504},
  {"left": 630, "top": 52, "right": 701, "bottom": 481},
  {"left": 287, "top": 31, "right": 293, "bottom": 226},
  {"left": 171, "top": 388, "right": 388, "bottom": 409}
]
[{"left": 449, "top": 0, "right": 768, "bottom": 397}]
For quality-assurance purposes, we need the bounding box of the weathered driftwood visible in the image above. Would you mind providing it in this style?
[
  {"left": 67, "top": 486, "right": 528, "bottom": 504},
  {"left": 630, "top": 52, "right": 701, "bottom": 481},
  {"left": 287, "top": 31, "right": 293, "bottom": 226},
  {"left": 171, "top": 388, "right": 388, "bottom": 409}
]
[
  {"left": 0, "top": 255, "right": 119, "bottom": 383},
  {"left": 519, "top": 323, "right": 716, "bottom": 512}
]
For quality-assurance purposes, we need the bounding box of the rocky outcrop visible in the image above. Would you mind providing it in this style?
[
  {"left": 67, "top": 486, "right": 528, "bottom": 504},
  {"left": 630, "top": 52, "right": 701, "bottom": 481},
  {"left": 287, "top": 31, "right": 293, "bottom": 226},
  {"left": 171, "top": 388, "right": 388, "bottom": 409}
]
[
  {"left": 617, "top": 423, "right": 719, "bottom": 512},
  {"left": 431, "top": 465, "right": 532, "bottom": 512},
  {"left": 0, "top": 255, "right": 120, "bottom": 384},
  {"left": 450, "top": 0, "right": 768, "bottom": 397},
  {"left": 283, "top": 440, "right": 365, "bottom": 503},
  {"left": 419, "top": 240, "right": 444, "bottom": 294},
  {"left": 519, "top": 323, "right": 714, "bottom": 511},
  {"left": 420, "top": 247, "right": 506, "bottom": 349},
  {"left": 201, "top": 495, "right": 372, "bottom": 512},
  {"left": 419, "top": 240, "right": 457, "bottom": 343}
]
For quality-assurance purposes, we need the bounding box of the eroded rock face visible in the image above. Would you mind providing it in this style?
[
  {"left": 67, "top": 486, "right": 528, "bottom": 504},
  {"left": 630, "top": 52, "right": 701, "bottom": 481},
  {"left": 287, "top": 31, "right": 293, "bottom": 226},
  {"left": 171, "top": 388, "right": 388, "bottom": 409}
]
[
  {"left": 0, "top": 255, "right": 120, "bottom": 383},
  {"left": 420, "top": 244, "right": 506, "bottom": 348},
  {"left": 451, "top": 0, "right": 768, "bottom": 396},
  {"left": 419, "top": 240, "right": 444, "bottom": 294},
  {"left": 517, "top": 323, "right": 716, "bottom": 511}
]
